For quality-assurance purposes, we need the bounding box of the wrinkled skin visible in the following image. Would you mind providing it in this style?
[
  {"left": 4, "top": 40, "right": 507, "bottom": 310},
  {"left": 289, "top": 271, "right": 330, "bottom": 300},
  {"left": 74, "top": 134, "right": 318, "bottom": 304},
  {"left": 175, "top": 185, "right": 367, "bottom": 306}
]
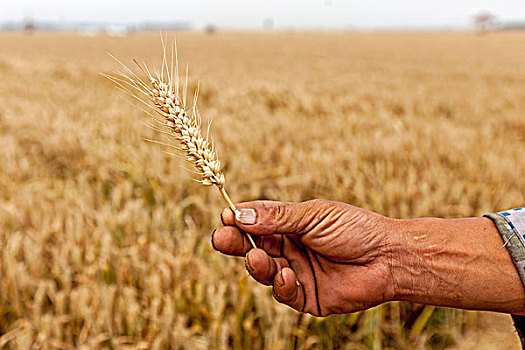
[{"left": 212, "top": 199, "right": 397, "bottom": 317}]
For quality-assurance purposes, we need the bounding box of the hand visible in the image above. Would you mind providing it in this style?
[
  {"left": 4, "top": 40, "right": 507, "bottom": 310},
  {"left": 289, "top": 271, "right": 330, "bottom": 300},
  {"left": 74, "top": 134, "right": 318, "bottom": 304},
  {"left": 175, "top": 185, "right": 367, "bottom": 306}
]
[{"left": 211, "top": 199, "right": 398, "bottom": 316}]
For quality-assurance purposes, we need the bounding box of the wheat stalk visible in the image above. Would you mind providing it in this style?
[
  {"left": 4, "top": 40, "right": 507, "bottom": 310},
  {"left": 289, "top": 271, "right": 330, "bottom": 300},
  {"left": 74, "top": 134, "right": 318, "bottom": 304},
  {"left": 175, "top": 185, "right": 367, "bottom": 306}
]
[{"left": 105, "top": 40, "right": 256, "bottom": 248}]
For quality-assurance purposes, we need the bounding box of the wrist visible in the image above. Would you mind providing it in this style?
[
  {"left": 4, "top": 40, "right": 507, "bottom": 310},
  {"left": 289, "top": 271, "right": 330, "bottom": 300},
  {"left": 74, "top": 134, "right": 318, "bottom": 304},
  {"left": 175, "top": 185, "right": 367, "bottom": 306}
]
[
  {"left": 389, "top": 217, "right": 450, "bottom": 303},
  {"left": 389, "top": 216, "right": 525, "bottom": 313}
]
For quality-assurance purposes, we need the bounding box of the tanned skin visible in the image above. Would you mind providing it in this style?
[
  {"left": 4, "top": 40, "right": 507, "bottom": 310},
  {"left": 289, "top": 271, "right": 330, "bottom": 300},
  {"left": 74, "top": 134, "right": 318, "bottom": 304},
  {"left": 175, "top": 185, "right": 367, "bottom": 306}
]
[{"left": 211, "top": 200, "right": 525, "bottom": 316}]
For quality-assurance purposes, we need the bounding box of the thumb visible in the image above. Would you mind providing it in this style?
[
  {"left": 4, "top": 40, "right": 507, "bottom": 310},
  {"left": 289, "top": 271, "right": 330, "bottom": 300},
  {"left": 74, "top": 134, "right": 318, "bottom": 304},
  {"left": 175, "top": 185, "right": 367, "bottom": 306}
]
[{"left": 229, "top": 200, "right": 313, "bottom": 236}]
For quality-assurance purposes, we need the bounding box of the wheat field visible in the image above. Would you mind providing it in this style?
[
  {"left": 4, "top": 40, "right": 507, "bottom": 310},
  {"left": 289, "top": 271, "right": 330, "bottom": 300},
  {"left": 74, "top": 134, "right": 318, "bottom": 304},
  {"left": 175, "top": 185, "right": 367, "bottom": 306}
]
[{"left": 0, "top": 31, "right": 524, "bottom": 349}]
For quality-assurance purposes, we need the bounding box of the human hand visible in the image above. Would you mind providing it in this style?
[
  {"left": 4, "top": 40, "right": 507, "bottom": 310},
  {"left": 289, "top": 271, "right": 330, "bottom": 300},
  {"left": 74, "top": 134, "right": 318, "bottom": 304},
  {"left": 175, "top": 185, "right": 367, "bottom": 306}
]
[{"left": 211, "top": 199, "right": 398, "bottom": 316}]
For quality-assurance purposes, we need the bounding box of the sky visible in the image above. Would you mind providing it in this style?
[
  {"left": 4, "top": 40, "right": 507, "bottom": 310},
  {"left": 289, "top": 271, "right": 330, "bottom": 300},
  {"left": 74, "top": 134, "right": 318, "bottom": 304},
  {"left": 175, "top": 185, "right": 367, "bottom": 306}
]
[{"left": 1, "top": 0, "right": 525, "bottom": 30}]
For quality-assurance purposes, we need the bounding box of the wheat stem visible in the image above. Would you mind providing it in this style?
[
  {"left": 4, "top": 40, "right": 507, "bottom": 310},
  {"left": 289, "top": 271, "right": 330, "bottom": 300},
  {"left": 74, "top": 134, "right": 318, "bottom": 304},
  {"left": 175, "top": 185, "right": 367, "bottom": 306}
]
[{"left": 219, "top": 187, "right": 256, "bottom": 248}]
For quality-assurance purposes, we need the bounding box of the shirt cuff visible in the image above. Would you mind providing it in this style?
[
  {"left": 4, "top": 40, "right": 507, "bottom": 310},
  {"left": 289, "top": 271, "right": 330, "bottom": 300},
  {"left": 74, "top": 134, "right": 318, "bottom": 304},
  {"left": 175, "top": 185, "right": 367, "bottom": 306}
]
[{"left": 484, "top": 207, "right": 525, "bottom": 287}]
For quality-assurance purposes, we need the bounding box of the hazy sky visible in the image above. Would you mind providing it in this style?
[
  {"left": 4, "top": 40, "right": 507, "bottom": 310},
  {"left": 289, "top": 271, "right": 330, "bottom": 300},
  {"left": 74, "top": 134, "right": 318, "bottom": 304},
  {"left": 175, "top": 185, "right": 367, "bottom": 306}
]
[{"left": 2, "top": 1, "right": 525, "bottom": 29}]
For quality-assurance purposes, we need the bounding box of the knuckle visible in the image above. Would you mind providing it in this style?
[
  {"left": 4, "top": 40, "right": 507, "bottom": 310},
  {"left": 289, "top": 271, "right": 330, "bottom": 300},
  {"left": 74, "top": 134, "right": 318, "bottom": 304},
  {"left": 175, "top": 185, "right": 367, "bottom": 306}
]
[{"left": 269, "top": 204, "right": 287, "bottom": 222}]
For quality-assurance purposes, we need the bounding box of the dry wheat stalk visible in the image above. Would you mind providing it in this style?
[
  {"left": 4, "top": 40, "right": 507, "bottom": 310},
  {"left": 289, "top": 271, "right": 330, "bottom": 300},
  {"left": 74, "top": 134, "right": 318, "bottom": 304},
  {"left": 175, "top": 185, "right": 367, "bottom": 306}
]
[{"left": 105, "top": 40, "right": 256, "bottom": 248}]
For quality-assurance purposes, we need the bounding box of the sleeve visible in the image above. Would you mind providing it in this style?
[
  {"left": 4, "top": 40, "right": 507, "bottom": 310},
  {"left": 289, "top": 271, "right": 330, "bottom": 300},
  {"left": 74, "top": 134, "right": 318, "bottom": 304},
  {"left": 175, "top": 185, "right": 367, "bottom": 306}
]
[
  {"left": 484, "top": 207, "right": 525, "bottom": 284},
  {"left": 484, "top": 207, "right": 525, "bottom": 348}
]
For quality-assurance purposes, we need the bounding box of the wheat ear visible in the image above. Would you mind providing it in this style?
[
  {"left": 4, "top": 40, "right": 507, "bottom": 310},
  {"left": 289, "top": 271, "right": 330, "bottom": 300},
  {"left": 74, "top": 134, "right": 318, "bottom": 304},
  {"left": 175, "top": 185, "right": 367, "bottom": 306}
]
[{"left": 105, "top": 40, "right": 256, "bottom": 249}]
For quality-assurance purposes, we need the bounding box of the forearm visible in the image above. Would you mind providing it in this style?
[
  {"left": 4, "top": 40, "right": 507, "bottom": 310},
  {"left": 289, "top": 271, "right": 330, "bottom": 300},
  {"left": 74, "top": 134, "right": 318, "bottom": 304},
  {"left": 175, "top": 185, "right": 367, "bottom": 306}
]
[{"left": 390, "top": 216, "right": 525, "bottom": 314}]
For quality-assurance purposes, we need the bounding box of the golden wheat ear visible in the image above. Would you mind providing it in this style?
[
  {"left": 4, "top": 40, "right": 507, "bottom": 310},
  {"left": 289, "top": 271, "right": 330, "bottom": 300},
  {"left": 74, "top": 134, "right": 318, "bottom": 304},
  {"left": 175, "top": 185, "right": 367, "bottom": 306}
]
[{"left": 105, "top": 39, "right": 256, "bottom": 249}]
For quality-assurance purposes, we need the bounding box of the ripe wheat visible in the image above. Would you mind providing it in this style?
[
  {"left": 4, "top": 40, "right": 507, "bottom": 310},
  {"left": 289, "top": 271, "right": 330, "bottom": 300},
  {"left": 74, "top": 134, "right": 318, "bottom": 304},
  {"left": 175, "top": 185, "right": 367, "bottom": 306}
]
[{"left": 105, "top": 41, "right": 256, "bottom": 247}]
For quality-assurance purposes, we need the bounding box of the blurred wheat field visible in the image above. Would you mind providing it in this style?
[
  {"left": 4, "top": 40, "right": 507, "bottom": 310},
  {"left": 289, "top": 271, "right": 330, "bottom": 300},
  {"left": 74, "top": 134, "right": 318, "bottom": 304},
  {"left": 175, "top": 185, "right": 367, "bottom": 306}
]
[{"left": 0, "top": 31, "right": 524, "bottom": 349}]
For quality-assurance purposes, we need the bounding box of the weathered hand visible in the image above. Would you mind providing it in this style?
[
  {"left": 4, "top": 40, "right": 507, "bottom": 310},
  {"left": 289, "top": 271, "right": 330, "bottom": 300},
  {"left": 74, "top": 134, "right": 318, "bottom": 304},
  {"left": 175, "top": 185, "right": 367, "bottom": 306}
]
[{"left": 212, "top": 199, "right": 397, "bottom": 316}]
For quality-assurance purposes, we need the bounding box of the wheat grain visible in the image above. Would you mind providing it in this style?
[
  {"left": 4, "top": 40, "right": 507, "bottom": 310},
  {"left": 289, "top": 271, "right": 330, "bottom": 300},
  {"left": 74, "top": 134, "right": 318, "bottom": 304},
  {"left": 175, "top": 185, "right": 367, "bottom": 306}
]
[{"left": 106, "top": 40, "right": 256, "bottom": 248}]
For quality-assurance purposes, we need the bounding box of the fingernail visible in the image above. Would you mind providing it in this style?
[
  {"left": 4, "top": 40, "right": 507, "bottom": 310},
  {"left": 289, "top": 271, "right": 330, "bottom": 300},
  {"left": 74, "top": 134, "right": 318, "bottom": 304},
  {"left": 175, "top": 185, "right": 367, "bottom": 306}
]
[
  {"left": 235, "top": 208, "right": 257, "bottom": 225},
  {"left": 245, "top": 257, "right": 254, "bottom": 272},
  {"left": 276, "top": 270, "right": 284, "bottom": 287}
]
